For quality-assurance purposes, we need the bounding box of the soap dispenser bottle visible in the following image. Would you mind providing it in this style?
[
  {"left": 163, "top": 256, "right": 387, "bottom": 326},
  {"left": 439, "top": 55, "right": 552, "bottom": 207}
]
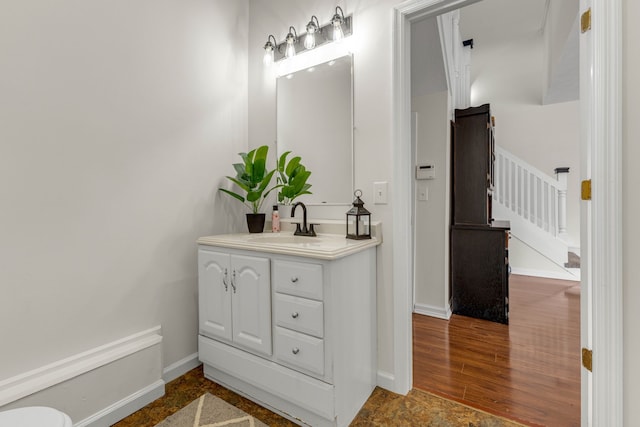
[{"left": 271, "top": 205, "right": 280, "bottom": 233}]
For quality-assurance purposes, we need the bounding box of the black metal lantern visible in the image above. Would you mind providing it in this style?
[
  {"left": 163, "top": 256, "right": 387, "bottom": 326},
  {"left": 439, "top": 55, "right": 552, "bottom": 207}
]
[{"left": 346, "top": 190, "right": 372, "bottom": 240}]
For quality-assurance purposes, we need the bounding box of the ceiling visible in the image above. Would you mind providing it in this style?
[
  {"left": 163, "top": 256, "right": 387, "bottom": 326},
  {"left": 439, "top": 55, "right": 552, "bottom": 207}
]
[
  {"left": 411, "top": 0, "right": 579, "bottom": 104},
  {"left": 459, "top": 0, "right": 547, "bottom": 49}
]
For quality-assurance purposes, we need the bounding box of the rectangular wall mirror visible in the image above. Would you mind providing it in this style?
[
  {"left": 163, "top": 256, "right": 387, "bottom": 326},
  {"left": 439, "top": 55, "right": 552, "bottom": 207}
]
[{"left": 276, "top": 54, "right": 354, "bottom": 206}]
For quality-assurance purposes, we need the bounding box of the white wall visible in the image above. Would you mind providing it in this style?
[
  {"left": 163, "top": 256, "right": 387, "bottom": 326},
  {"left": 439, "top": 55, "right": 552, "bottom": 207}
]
[
  {"left": 412, "top": 90, "right": 451, "bottom": 316},
  {"left": 0, "top": 0, "right": 248, "bottom": 420},
  {"left": 543, "top": 0, "right": 579, "bottom": 104},
  {"left": 622, "top": 0, "right": 640, "bottom": 423}
]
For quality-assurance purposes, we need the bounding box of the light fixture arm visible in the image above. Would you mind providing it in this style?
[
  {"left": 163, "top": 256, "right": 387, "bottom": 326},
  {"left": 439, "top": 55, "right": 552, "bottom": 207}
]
[
  {"left": 264, "top": 34, "right": 277, "bottom": 50},
  {"left": 288, "top": 26, "right": 298, "bottom": 42},
  {"left": 307, "top": 15, "right": 320, "bottom": 33},
  {"left": 334, "top": 6, "right": 345, "bottom": 23}
]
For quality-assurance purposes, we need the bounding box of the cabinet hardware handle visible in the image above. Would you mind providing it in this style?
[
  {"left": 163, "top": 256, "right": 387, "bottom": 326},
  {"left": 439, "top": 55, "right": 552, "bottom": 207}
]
[
  {"left": 291, "top": 312, "right": 299, "bottom": 319},
  {"left": 222, "top": 268, "right": 229, "bottom": 292},
  {"left": 292, "top": 347, "right": 300, "bottom": 355},
  {"left": 230, "top": 270, "right": 237, "bottom": 293},
  {"left": 291, "top": 276, "right": 299, "bottom": 283}
]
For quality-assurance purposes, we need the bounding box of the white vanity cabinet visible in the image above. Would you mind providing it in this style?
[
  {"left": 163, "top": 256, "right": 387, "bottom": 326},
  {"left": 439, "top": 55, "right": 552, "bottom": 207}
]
[
  {"left": 197, "top": 233, "right": 379, "bottom": 427},
  {"left": 198, "top": 250, "right": 272, "bottom": 356}
]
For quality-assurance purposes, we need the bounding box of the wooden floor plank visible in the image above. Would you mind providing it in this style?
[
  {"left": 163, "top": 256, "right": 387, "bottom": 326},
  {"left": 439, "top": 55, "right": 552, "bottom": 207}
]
[{"left": 413, "top": 274, "right": 580, "bottom": 427}]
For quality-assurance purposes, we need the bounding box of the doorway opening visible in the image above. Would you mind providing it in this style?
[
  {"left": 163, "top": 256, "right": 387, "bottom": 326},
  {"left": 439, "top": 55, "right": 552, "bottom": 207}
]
[
  {"left": 391, "top": 0, "right": 623, "bottom": 425},
  {"left": 409, "top": 1, "right": 581, "bottom": 425}
]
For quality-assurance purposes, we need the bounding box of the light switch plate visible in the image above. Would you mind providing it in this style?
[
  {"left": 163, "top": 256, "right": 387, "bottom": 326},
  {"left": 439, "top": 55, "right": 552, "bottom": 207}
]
[
  {"left": 374, "top": 181, "right": 388, "bottom": 204},
  {"left": 418, "top": 182, "right": 428, "bottom": 201}
]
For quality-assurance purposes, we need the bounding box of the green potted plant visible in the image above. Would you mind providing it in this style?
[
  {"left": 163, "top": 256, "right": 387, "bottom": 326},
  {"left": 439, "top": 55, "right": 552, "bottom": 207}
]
[
  {"left": 276, "top": 151, "right": 312, "bottom": 206},
  {"left": 219, "top": 145, "right": 280, "bottom": 233}
]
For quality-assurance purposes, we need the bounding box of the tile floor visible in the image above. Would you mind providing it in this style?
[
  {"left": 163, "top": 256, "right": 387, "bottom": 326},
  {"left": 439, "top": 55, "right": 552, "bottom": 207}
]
[{"left": 114, "top": 365, "right": 524, "bottom": 426}]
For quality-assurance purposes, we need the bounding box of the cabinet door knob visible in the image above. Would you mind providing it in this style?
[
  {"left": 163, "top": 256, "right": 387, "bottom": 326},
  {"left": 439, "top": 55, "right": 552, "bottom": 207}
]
[
  {"left": 291, "top": 276, "right": 299, "bottom": 283},
  {"left": 291, "top": 312, "right": 299, "bottom": 319},
  {"left": 292, "top": 347, "right": 300, "bottom": 355}
]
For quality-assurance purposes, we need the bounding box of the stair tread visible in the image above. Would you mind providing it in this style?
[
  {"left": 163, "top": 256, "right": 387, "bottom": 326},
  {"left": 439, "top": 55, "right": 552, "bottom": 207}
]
[{"left": 564, "top": 251, "right": 581, "bottom": 268}]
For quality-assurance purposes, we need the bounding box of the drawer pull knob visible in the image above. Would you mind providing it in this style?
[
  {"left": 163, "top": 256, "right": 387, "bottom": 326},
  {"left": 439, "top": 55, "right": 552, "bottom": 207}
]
[
  {"left": 292, "top": 347, "right": 300, "bottom": 355},
  {"left": 291, "top": 312, "right": 299, "bottom": 319},
  {"left": 291, "top": 276, "right": 299, "bottom": 283}
]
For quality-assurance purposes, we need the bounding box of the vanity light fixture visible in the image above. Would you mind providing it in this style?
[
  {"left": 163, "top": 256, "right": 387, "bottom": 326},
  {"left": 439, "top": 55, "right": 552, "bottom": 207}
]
[
  {"left": 262, "top": 7, "right": 352, "bottom": 65},
  {"left": 284, "top": 26, "right": 298, "bottom": 58},
  {"left": 304, "top": 16, "right": 320, "bottom": 50},
  {"left": 331, "top": 6, "right": 346, "bottom": 42},
  {"left": 263, "top": 34, "right": 277, "bottom": 66}
]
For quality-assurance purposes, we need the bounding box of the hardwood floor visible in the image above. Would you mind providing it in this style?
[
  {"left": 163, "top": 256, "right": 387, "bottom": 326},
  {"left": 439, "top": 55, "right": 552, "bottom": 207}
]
[{"left": 413, "top": 274, "right": 581, "bottom": 426}]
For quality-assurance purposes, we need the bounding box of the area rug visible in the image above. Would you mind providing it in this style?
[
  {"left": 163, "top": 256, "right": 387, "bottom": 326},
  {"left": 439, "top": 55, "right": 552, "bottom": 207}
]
[{"left": 154, "top": 393, "right": 268, "bottom": 427}]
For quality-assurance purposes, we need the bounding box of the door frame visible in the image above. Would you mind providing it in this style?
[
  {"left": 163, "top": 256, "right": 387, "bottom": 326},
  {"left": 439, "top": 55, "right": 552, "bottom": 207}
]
[{"left": 390, "top": 0, "right": 623, "bottom": 425}]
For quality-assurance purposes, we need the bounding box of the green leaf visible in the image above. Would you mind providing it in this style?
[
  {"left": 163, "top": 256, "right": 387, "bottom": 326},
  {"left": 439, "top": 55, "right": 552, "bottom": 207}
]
[
  {"left": 252, "top": 145, "right": 269, "bottom": 181},
  {"left": 282, "top": 186, "right": 294, "bottom": 198},
  {"left": 285, "top": 156, "right": 301, "bottom": 177},
  {"left": 256, "top": 169, "right": 276, "bottom": 193},
  {"left": 263, "top": 183, "right": 283, "bottom": 199},
  {"left": 246, "top": 191, "right": 261, "bottom": 202},
  {"left": 226, "top": 176, "right": 252, "bottom": 192},
  {"left": 291, "top": 170, "right": 311, "bottom": 193},
  {"left": 218, "top": 188, "right": 245, "bottom": 203},
  {"left": 232, "top": 163, "right": 246, "bottom": 177},
  {"left": 278, "top": 151, "right": 291, "bottom": 172},
  {"left": 244, "top": 148, "right": 255, "bottom": 178}
]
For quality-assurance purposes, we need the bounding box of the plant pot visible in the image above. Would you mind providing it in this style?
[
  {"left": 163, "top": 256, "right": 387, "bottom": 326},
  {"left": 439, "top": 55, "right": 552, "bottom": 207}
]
[
  {"left": 246, "top": 213, "right": 266, "bottom": 233},
  {"left": 277, "top": 203, "right": 292, "bottom": 219}
]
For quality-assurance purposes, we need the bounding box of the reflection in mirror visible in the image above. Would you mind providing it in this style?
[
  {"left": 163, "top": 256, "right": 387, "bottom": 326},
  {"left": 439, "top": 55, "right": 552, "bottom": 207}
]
[{"left": 276, "top": 55, "right": 353, "bottom": 205}]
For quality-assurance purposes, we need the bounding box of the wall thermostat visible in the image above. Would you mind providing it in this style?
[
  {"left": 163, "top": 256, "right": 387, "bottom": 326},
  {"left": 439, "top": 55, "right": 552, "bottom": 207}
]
[{"left": 416, "top": 163, "right": 435, "bottom": 180}]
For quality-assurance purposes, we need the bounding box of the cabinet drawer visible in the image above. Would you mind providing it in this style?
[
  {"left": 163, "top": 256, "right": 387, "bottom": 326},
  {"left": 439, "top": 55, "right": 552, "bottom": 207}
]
[
  {"left": 273, "top": 260, "right": 323, "bottom": 300},
  {"left": 275, "top": 293, "right": 324, "bottom": 338},
  {"left": 275, "top": 327, "right": 324, "bottom": 376}
]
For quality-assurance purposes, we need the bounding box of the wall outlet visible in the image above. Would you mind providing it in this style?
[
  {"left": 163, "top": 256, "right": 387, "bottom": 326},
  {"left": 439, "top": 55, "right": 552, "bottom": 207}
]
[{"left": 373, "top": 181, "right": 388, "bottom": 204}]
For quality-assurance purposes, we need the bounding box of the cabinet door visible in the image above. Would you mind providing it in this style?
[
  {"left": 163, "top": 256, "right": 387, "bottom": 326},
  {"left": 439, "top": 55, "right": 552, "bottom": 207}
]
[
  {"left": 452, "top": 107, "right": 492, "bottom": 225},
  {"left": 451, "top": 227, "right": 508, "bottom": 324},
  {"left": 199, "top": 250, "right": 232, "bottom": 341},
  {"left": 231, "top": 254, "right": 272, "bottom": 356}
]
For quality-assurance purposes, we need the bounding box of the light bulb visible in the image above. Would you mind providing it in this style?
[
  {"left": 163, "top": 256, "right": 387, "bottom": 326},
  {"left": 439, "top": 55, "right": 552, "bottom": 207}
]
[
  {"left": 332, "top": 20, "right": 344, "bottom": 42},
  {"left": 331, "top": 8, "right": 345, "bottom": 42},
  {"left": 305, "top": 17, "right": 319, "bottom": 50},
  {"left": 304, "top": 32, "right": 316, "bottom": 50},
  {"left": 285, "top": 33, "right": 296, "bottom": 58},
  {"left": 263, "top": 36, "right": 276, "bottom": 66},
  {"left": 263, "top": 45, "right": 274, "bottom": 66}
]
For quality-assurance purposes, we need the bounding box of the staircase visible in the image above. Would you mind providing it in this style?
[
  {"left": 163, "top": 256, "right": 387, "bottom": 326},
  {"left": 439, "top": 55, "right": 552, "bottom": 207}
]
[{"left": 493, "top": 146, "right": 577, "bottom": 274}]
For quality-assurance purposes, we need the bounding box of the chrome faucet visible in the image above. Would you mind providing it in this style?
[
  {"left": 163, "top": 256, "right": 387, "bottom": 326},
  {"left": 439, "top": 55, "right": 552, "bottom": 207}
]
[{"left": 290, "top": 202, "right": 317, "bottom": 237}]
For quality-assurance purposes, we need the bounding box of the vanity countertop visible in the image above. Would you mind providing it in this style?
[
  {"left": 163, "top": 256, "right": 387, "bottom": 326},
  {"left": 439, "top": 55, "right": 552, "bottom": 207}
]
[{"left": 197, "top": 232, "right": 380, "bottom": 260}]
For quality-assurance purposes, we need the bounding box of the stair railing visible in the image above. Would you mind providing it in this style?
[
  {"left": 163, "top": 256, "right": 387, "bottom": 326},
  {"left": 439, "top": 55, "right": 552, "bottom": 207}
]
[{"left": 494, "top": 146, "right": 569, "bottom": 241}]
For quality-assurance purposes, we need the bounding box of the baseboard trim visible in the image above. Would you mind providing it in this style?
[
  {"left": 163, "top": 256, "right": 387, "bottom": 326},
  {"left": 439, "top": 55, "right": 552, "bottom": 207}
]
[
  {"left": 376, "top": 370, "right": 396, "bottom": 393},
  {"left": 510, "top": 267, "right": 579, "bottom": 281},
  {"left": 0, "top": 326, "right": 162, "bottom": 406},
  {"left": 413, "top": 303, "right": 451, "bottom": 320},
  {"left": 163, "top": 353, "right": 201, "bottom": 383},
  {"left": 74, "top": 380, "right": 165, "bottom": 427}
]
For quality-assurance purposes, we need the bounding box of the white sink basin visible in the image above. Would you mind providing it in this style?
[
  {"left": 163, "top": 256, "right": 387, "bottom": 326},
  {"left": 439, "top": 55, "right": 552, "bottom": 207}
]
[{"left": 198, "top": 232, "right": 379, "bottom": 260}]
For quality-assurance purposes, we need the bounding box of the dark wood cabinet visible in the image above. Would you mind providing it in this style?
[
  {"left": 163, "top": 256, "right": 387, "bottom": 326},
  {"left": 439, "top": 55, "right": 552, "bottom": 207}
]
[
  {"left": 451, "top": 223, "right": 510, "bottom": 324},
  {"left": 451, "top": 104, "right": 494, "bottom": 226},
  {"left": 450, "top": 104, "right": 510, "bottom": 324}
]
